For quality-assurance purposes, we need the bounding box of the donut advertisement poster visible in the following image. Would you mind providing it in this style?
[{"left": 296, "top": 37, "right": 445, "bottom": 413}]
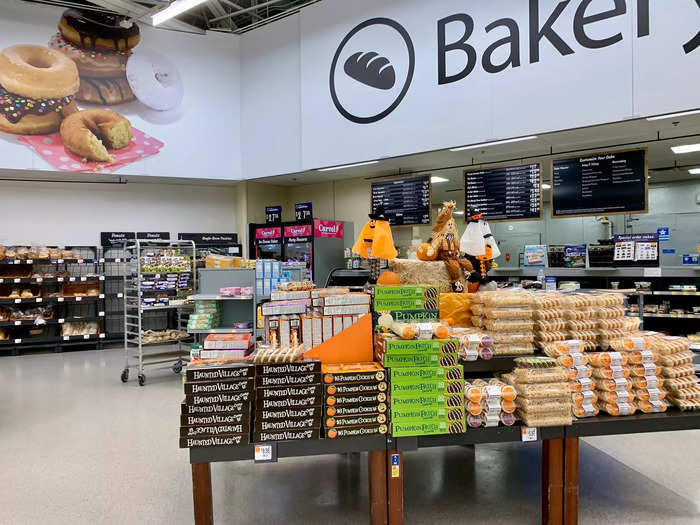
[{"left": 0, "top": 1, "right": 239, "bottom": 178}]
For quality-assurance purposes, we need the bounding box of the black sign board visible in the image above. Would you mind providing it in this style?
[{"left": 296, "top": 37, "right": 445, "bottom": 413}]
[
  {"left": 295, "top": 202, "right": 313, "bottom": 221},
  {"left": 178, "top": 233, "right": 239, "bottom": 246},
  {"left": 266, "top": 206, "right": 282, "bottom": 224},
  {"left": 552, "top": 148, "right": 648, "bottom": 218},
  {"left": 613, "top": 233, "right": 659, "bottom": 267},
  {"left": 371, "top": 175, "right": 431, "bottom": 226},
  {"left": 137, "top": 232, "right": 170, "bottom": 241},
  {"left": 464, "top": 163, "right": 541, "bottom": 221},
  {"left": 100, "top": 232, "right": 135, "bottom": 246}
]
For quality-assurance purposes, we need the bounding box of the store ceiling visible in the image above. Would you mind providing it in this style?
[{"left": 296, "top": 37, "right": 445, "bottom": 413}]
[
  {"left": 261, "top": 113, "right": 700, "bottom": 206},
  {"left": 22, "top": 0, "right": 316, "bottom": 33}
]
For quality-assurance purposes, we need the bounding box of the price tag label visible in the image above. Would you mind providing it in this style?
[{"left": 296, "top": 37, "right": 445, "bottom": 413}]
[
  {"left": 81, "top": 277, "right": 87, "bottom": 282},
  {"left": 14, "top": 299, "right": 20, "bottom": 304},
  {"left": 63, "top": 336, "right": 69, "bottom": 341},
  {"left": 99, "top": 276, "right": 105, "bottom": 281},
  {"left": 58, "top": 319, "right": 65, "bottom": 324},
  {"left": 36, "top": 278, "right": 42, "bottom": 283},
  {"left": 0, "top": 279, "right": 3, "bottom": 283},
  {"left": 77, "top": 259, "right": 84, "bottom": 264},
  {"left": 99, "top": 294, "right": 105, "bottom": 299},
  {"left": 58, "top": 297, "right": 64, "bottom": 302},
  {"left": 99, "top": 333, "right": 105, "bottom": 339},
  {"left": 254, "top": 444, "right": 276, "bottom": 463},
  {"left": 14, "top": 338, "right": 21, "bottom": 344},
  {"left": 521, "top": 427, "right": 538, "bottom": 442},
  {"left": 117, "top": 293, "right": 123, "bottom": 298},
  {"left": 26, "top": 259, "right": 33, "bottom": 264},
  {"left": 13, "top": 278, "right": 20, "bottom": 283},
  {"left": 14, "top": 321, "right": 21, "bottom": 326},
  {"left": 75, "top": 297, "right": 82, "bottom": 302},
  {"left": 13, "top": 260, "right": 20, "bottom": 265},
  {"left": 69, "top": 277, "right": 76, "bottom": 282},
  {"left": 57, "top": 259, "right": 63, "bottom": 264},
  {"left": 36, "top": 298, "right": 42, "bottom": 303},
  {"left": 57, "top": 277, "right": 64, "bottom": 282},
  {"left": 391, "top": 453, "right": 401, "bottom": 478},
  {"left": 115, "top": 258, "right": 121, "bottom": 263},
  {"left": 83, "top": 334, "right": 89, "bottom": 339},
  {"left": 99, "top": 311, "right": 105, "bottom": 317}
]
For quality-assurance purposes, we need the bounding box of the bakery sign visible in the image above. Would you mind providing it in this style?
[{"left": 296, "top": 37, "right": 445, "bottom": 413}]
[{"left": 314, "top": 220, "right": 344, "bottom": 239}]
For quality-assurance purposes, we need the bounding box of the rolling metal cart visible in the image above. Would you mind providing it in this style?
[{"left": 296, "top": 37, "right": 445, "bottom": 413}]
[{"left": 121, "top": 240, "right": 196, "bottom": 386}]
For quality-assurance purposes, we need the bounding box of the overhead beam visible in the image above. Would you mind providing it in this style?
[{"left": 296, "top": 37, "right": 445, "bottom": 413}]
[
  {"left": 87, "top": 0, "right": 205, "bottom": 34},
  {"left": 209, "top": 0, "right": 285, "bottom": 23},
  {"left": 220, "top": 0, "right": 262, "bottom": 20}
]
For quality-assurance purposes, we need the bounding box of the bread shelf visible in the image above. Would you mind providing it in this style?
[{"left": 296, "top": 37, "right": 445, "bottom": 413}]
[
  {"left": 0, "top": 295, "right": 104, "bottom": 305},
  {"left": 188, "top": 328, "right": 253, "bottom": 334},
  {"left": 642, "top": 313, "right": 700, "bottom": 319},
  {"left": 188, "top": 295, "right": 254, "bottom": 301},
  {"left": 0, "top": 315, "right": 104, "bottom": 327},
  {"left": 0, "top": 275, "right": 104, "bottom": 284}
]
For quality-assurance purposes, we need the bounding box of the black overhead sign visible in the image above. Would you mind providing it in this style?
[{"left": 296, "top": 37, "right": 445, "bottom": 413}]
[
  {"left": 552, "top": 149, "right": 648, "bottom": 218},
  {"left": 371, "top": 175, "right": 431, "bottom": 226},
  {"left": 137, "top": 232, "right": 171, "bottom": 241},
  {"left": 101, "top": 232, "right": 135, "bottom": 246},
  {"left": 178, "top": 233, "right": 239, "bottom": 246},
  {"left": 464, "top": 163, "right": 541, "bottom": 222}
]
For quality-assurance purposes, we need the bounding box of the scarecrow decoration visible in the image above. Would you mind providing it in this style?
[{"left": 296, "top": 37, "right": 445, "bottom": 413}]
[
  {"left": 460, "top": 208, "right": 500, "bottom": 292},
  {"left": 418, "top": 201, "right": 473, "bottom": 293},
  {"left": 352, "top": 205, "right": 398, "bottom": 284}
]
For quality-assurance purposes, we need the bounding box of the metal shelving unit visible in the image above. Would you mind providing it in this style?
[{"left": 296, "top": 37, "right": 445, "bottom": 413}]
[{"left": 121, "top": 240, "right": 196, "bottom": 386}]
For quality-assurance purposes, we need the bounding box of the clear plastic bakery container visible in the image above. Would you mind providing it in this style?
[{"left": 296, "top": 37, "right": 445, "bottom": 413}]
[
  {"left": 657, "top": 351, "right": 694, "bottom": 367},
  {"left": 588, "top": 352, "right": 628, "bottom": 368},
  {"left": 597, "top": 401, "right": 636, "bottom": 416},
  {"left": 636, "top": 399, "right": 668, "bottom": 413},
  {"left": 482, "top": 291, "right": 532, "bottom": 307},
  {"left": 571, "top": 390, "right": 598, "bottom": 405},
  {"left": 516, "top": 409, "right": 573, "bottom": 427},
  {"left": 491, "top": 332, "right": 535, "bottom": 344},
  {"left": 572, "top": 404, "right": 599, "bottom": 418},
  {"left": 536, "top": 331, "right": 569, "bottom": 343},
  {"left": 484, "top": 318, "right": 535, "bottom": 331},
  {"left": 513, "top": 366, "right": 570, "bottom": 384},
  {"left": 512, "top": 382, "right": 571, "bottom": 398},
  {"left": 534, "top": 309, "right": 566, "bottom": 321},
  {"left": 492, "top": 343, "right": 535, "bottom": 356},
  {"left": 516, "top": 396, "right": 571, "bottom": 414},
  {"left": 633, "top": 387, "right": 666, "bottom": 402},
  {"left": 597, "top": 389, "right": 633, "bottom": 404},
  {"left": 484, "top": 307, "right": 534, "bottom": 319},
  {"left": 594, "top": 377, "right": 633, "bottom": 392},
  {"left": 660, "top": 364, "right": 696, "bottom": 379},
  {"left": 628, "top": 363, "right": 660, "bottom": 377}
]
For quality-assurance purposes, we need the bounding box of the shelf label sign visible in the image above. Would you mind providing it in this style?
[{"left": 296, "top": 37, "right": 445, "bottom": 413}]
[
  {"left": 137, "top": 232, "right": 170, "bottom": 241},
  {"left": 657, "top": 227, "right": 670, "bottom": 242},
  {"left": 254, "top": 443, "right": 277, "bottom": 463},
  {"left": 521, "top": 427, "right": 537, "bottom": 442},
  {"left": 101, "top": 232, "right": 135, "bottom": 246},
  {"left": 265, "top": 206, "right": 282, "bottom": 224},
  {"left": 295, "top": 202, "right": 313, "bottom": 221},
  {"left": 391, "top": 453, "right": 400, "bottom": 478}
]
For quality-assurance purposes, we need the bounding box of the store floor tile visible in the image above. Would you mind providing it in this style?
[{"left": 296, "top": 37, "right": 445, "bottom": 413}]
[{"left": 1, "top": 347, "right": 699, "bottom": 525}]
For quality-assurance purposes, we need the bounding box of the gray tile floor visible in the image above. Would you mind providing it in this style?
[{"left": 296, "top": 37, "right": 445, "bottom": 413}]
[{"left": 1, "top": 347, "right": 699, "bottom": 525}]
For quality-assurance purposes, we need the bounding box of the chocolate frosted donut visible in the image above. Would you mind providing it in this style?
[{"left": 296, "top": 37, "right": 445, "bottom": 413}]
[
  {"left": 440, "top": 355, "right": 457, "bottom": 367},
  {"left": 447, "top": 394, "right": 462, "bottom": 407},
  {"left": 448, "top": 407, "right": 465, "bottom": 421},
  {"left": 446, "top": 368, "right": 462, "bottom": 381},
  {"left": 59, "top": 9, "right": 140, "bottom": 52},
  {"left": 423, "top": 287, "right": 438, "bottom": 299},
  {"left": 449, "top": 421, "right": 465, "bottom": 434},
  {"left": 447, "top": 381, "right": 462, "bottom": 394},
  {"left": 423, "top": 299, "right": 438, "bottom": 310},
  {"left": 441, "top": 341, "right": 457, "bottom": 353},
  {"left": 76, "top": 76, "right": 135, "bottom": 105}
]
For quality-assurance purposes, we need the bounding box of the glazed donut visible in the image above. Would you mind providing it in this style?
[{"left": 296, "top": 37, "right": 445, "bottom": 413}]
[
  {"left": 0, "top": 45, "right": 79, "bottom": 100},
  {"left": 76, "top": 77, "right": 135, "bottom": 105},
  {"left": 60, "top": 109, "right": 132, "bottom": 163},
  {"left": 59, "top": 9, "right": 140, "bottom": 52},
  {"left": 49, "top": 33, "right": 130, "bottom": 78}
]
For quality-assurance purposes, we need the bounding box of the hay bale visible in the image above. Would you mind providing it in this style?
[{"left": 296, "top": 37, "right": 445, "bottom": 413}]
[{"left": 389, "top": 259, "right": 466, "bottom": 293}]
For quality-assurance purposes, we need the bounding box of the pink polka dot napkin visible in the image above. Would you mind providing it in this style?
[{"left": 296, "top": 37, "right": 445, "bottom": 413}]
[{"left": 18, "top": 127, "right": 163, "bottom": 173}]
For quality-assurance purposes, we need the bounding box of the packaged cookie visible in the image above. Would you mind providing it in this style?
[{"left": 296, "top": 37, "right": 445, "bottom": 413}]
[
  {"left": 484, "top": 318, "right": 534, "bottom": 331},
  {"left": 536, "top": 331, "right": 569, "bottom": 343},
  {"left": 566, "top": 319, "right": 597, "bottom": 331},
  {"left": 534, "top": 309, "right": 564, "bottom": 321},
  {"left": 668, "top": 398, "right": 700, "bottom": 411},
  {"left": 492, "top": 343, "right": 535, "bottom": 356},
  {"left": 482, "top": 291, "right": 531, "bottom": 307},
  {"left": 660, "top": 364, "right": 696, "bottom": 379},
  {"left": 536, "top": 319, "right": 566, "bottom": 332},
  {"left": 484, "top": 307, "right": 533, "bottom": 319},
  {"left": 663, "top": 377, "right": 700, "bottom": 395},
  {"left": 657, "top": 352, "right": 694, "bottom": 368}
]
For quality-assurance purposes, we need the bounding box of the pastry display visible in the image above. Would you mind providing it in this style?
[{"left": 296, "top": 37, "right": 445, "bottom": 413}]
[
  {"left": 141, "top": 329, "right": 189, "bottom": 344},
  {"left": 60, "top": 109, "right": 132, "bottom": 163},
  {"left": 61, "top": 321, "right": 99, "bottom": 336},
  {"left": 0, "top": 45, "right": 78, "bottom": 135},
  {"left": 53, "top": 9, "right": 140, "bottom": 105}
]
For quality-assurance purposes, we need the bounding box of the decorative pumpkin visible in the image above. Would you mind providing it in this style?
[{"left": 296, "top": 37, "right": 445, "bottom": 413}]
[
  {"left": 416, "top": 242, "right": 438, "bottom": 261},
  {"left": 377, "top": 271, "right": 401, "bottom": 285}
]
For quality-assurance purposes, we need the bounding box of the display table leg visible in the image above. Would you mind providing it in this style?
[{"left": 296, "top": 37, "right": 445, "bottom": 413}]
[
  {"left": 541, "top": 439, "right": 564, "bottom": 525},
  {"left": 564, "top": 437, "right": 579, "bottom": 525},
  {"left": 192, "top": 462, "right": 213, "bottom": 525},
  {"left": 369, "top": 450, "right": 388, "bottom": 525},
  {"left": 386, "top": 450, "right": 404, "bottom": 525}
]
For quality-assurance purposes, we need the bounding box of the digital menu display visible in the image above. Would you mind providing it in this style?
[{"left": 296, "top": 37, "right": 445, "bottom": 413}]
[
  {"left": 463, "top": 163, "right": 541, "bottom": 221},
  {"left": 552, "top": 149, "right": 648, "bottom": 217},
  {"left": 371, "top": 176, "right": 431, "bottom": 226}
]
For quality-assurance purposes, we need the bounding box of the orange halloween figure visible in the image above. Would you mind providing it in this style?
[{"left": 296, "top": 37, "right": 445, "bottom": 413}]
[{"left": 352, "top": 206, "right": 397, "bottom": 284}]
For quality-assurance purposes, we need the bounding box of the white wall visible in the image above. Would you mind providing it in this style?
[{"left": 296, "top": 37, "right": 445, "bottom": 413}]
[{"left": 0, "top": 180, "right": 240, "bottom": 246}]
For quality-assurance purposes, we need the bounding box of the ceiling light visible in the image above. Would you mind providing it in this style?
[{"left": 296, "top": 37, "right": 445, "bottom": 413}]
[
  {"left": 317, "top": 160, "right": 379, "bottom": 172},
  {"left": 431, "top": 176, "right": 449, "bottom": 183},
  {"left": 671, "top": 143, "right": 700, "bottom": 154},
  {"left": 153, "top": 0, "right": 209, "bottom": 26},
  {"left": 453, "top": 211, "right": 464, "bottom": 215},
  {"left": 541, "top": 183, "right": 552, "bottom": 190},
  {"left": 689, "top": 168, "right": 700, "bottom": 175},
  {"left": 450, "top": 136, "right": 538, "bottom": 152},
  {"left": 647, "top": 109, "right": 700, "bottom": 121}
]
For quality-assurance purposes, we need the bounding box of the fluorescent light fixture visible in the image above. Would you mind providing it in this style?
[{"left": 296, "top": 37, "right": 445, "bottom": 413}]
[
  {"left": 152, "top": 0, "right": 208, "bottom": 26},
  {"left": 453, "top": 211, "right": 465, "bottom": 215},
  {"left": 671, "top": 143, "right": 700, "bottom": 154},
  {"left": 449, "top": 136, "right": 538, "bottom": 152},
  {"left": 431, "top": 176, "right": 449, "bottom": 183},
  {"left": 317, "top": 160, "right": 379, "bottom": 172},
  {"left": 541, "top": 183, "right": 552, "bottom": 190},
  {"left": 647, "top": 109, "right": 700, "bottom": 121},
  {"left": 689, "top": 168, "right": 700, "bottom": 175}
]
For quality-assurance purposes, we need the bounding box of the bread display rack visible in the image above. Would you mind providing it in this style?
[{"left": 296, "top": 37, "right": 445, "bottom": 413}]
[
  {"left": 0, "top": 245, "right": 117, "bottom": 355},
  {"left": 121, "top": 240, "right": 196, "bottom": 386}
]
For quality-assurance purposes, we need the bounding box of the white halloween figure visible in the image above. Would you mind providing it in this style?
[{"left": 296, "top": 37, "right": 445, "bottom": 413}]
[{"left": 460, "top": 209, "right": 500, "bottom": 292}]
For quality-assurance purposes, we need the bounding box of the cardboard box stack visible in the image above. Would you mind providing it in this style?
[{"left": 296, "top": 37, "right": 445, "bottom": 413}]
[
  {"left": 188, "top": 300, "right": 221, "bottom": 331},
  {"left": 323, "top": 362, "right": 390, "bottom": 439},
  {"left": 262, "top": 287, "right": 369, "bottom": 351},
  {"left": 200, "top": 333, "right": 253, "bottom": 359},
  {"left": 253, "top": 359, "right": 323, "bottom": 443},
  {"left": 180, "top": 359, "right": 254, "bottom": 448},
  {"left": 373, "top": 286, "right": 466, "bottom": 437}
]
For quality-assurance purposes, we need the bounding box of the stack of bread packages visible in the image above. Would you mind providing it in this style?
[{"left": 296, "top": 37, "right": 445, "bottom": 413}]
[
  {"left": 503, "top": 357, "right": 573, "bottom": 427},
  {"left": 532, "top": 292, "right": 571, "bottom": 351},
  {"left": 593, "top": 293, "right": 640, "bottom": 351},
  {"left": 449, "top": 327, "right": 494, "bottom": 361},
  {"left": 464, "top": 378, "right": 517, "bottom": 428},
  {"left": 652, "top": 335, "right": 700, "bottom": 411},
  {"left": 607, "top": 334, "right": 667, "bottom": 414},
  {"left": 541, "top": 340, "right": 598, "bottom": 418},
  {"left": 470, "top": 291, "right": 536, "bottom": 357},
  {"left": 588, "top": 350, "right": 636, "bottom": 416}
]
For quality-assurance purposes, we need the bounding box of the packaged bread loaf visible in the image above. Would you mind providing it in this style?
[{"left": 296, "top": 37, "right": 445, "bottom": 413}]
[
  {"left": 484, "top": 307, "right": 533, "bottom": 319},
  {"left": 492, "top": 342, "right": 535, "bottom": 356},
  {"left": 594, "top": 377, "right": 633, "bottom": 392},
  {"left": 517, "top": 409, "right": 573, "bottom": 427},
  {"left": 484, "top": 318, "right": 534, "bottom": 331},
  {"left": 636, "top": 399, "right": 667, "bottom": 413},
  {"left": 481, "top": 291, "right": 531, "bottom": 307},
  {"left": 534, "top": 309, "right": 565, "bottom": 321},
  {"left": 491, "top": 332, "right": 535, "bottom": 344},
  {"left": 597, "top": 401, "right": 636, "bottom": 416}
]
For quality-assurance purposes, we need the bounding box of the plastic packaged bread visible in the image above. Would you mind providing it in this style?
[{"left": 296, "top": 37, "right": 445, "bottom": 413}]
[
  {"left": 628, "top": 363, "right": 660, "bottom": 377},
  {"left": 516, "top": 409, "right": 573, "bottom": 427},
  {"left": 663, "top": 378, "right": 700, "bottom": 396},
  {"left": 598, "top": 389, "right": 633, "bottom": 404},
  {"left": 481, "top": 291, "right": 531, "bottom": 307},
  {"left": 594, "top": 377, "right": 633, "bottom": 392},
  {"left": 534, "top": 309, "right": 565, "bottom": 321},
  {"left": 569, "top": 377, "right": 594, "bottom": 393},
  {"left": 536, "top": 331, "right": 569, "bottom": 343},
  {"left": 657, "top": 352, "right": 694, "bottom": 367},
  {"left": 636, "top": 399, "right": 667, "bottom": 413},
  {"left": 492, "top": 342, "right": 535, "bottom": 356},
  {"left": 572, "top": 390, "right": 598, "bottom": 405},
  {"left": 491, "top": 332, "right": 535, "bottom": 344},
  {"left": 512, "top": 366, "right": 569, "bottom": 384},
  {"left": 633, "top": 388, "right": 666, "bottom": 402},
  {"left": 631, "top": 375, "right": 661, "bottom": 389},
  {"left": 588, "top": 352, "right": 628, "bottom": 368},
  {"left": 484, "top": 318, "right": 534, "bottom": 331},
  {"left": 516, "top": 397, "right": 571, "bottom": 414},
  {"left": 597, "top": 401, "right": 636, "bottom": 416},
  {"left": 668, "top": 398, "right": 700, "bottom": 411},
  {"left": 660, "top": 364, "right": 695, "bottom": 379},
  {"left": 572, "top": 404, "right": 599, "bottom": 418},
  {"left": 484, "top": 307, "right": 533, "bottom": 319},
  {"left": 591, "top": 366, "right": 631, "bottom": 380}
]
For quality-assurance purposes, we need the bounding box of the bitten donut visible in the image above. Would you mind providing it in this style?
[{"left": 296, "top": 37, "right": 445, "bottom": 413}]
[
  {"left": 0, "top": 45, "right": 78, "bottom": 135},
  {"left": 49, "top": 33, "right": 130, "bottom": 78},
  {"left": 60, "top": 109, "right": 132, "bottom": 162},
  {"left": 59, "top": 9, "right": 140, "bottom": 52}
]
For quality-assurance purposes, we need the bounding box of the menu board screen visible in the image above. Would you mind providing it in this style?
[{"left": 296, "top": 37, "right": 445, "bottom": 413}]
[
  {"left": 371, "top": 176, "right": 431, "bottom": 226},
  {"left": 464, "top": 163, "right": 541, "bottom": 221},
  {"left": 552, "top": 149, "right": 648, "bottom": 217}
]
